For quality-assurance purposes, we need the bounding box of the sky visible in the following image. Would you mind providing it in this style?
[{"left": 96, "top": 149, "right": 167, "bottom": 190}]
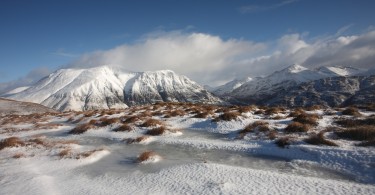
[{"left": 0, "top": 0, "right": 375, "bottom": 92}]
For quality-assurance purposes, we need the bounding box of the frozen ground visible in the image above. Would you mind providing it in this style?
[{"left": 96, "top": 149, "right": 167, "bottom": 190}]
[{"left": 0, "top": 103, "right": 374, "bottom": 194}]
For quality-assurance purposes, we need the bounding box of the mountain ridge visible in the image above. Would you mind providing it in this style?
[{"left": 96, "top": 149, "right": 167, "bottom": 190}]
[{"left": 4, "top": 66, "right": 223, "bottom": 111}]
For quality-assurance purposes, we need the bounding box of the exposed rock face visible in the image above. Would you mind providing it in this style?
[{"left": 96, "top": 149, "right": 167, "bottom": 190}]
[{"left": 266, "top": 75, "right": 375, "bottom": 107}]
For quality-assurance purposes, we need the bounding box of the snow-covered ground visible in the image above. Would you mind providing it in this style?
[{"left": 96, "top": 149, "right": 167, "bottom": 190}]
[{"left": 0, "top": 103, "right": 374, "bottom": 194}]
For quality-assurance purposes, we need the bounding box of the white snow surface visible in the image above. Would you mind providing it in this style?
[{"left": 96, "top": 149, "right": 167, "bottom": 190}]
[
  {"left": 3, "top": 86, "right": 30, "bottom": 95},
  {"left": 1, "top": 107, "right": 375, "bottom": 194}
]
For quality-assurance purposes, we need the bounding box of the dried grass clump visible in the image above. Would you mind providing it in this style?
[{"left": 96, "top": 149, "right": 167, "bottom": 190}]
[
  {"left": 126, "top": 136, "right": 150, "bottom": 144},
  {"left": 267, "top": 131, "right": 278, "bottom": 140},
  {"left": 99, "top": 117, "right": 120, "bottom": 126},
  {"left": 342, "top": 107, "right": 362, "bottom": 116},
  {"left": 335, "top": 126, "right": 375, "bottom": 141},
  {"left": 58, "top": 149, "right": 72, "bottom": 158},
  {"left": 76, "top": 149, "right": 104, "bottom": 159},
  {"left": 285, "top": 122, "right": 311, "bottom": 133},
  {"left": 0, "top": 137, "right": 25, "bottom": 150},
  {"left": 138, "top": 111, "right": 153, "bottom": 118},
  {"left": 68, "top": 123, "right": 93, "bottom": 134},
  {"left": 239, "top": 121, "right": 269, "bottom": 135},
  {"left": 140, "top": 119, "right": 163, "bottom": 127},
  {"left": 33, "top": 123, "right": 62, "bottom": 129},
  {"left": 288, "top": 108, "right": 305, "bottom": 117},
  {"left": 137, "top": 151, "right": 158, "bottom": 163},
  {"left": 275, "top": 137, "right": 292, "bottom": 148},
  {"left": 306, "top": 105, "right": 323, "bottom": 111},
  {"left": 265, "top": 107, "right": 285, "bottom": 115},
  {"left": 124, "top": 116, "right": 140, "bottom": 123},
  {"left": 213, "top": 111, "right": 240, "bottom": 122},
  {"left": 292, "top": 113, "right": 320, "bottom": 126},
  {"left": 304, "top": 132, "right": 338, "bottom": 146},
  {"left": 254, "top": 109, "right": 265, "bottom": 115},
  {"left": 335, "top": 116, "right": 375, "bottom": 127},
  {"left": 192, "top": 111, "right": 212, "bottom": 118},
  {"left": 169, "top": 110, "right": 187, "bottom": 117},
  {"left": 238, "top": 105, "right": 255, "bottom": 113},
  {"left": 145, "top": 126, "right": 167, "bottom": 136},
  {"left": 113, "top": 124, "right": 133, "bottom": 132},
  {"left": 12, "top": 153, "right": 25, "bottom": 159}
]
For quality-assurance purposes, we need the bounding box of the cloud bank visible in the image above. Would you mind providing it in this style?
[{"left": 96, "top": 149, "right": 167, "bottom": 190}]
[
  {"left": 0, "top": 67, "right": 51, "bottom": 94},
  {"left": 67, "top": 29, "right": 375, "bottom": 86}
]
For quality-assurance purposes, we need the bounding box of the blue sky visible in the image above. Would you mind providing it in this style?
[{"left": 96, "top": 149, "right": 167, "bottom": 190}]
[{"left": 0, "top": 0, "right": 375, "bottom": 88}]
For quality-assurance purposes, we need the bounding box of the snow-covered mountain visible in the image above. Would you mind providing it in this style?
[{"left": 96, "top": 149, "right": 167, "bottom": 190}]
[
  {"left": 266, "top": 75, "right": 375, "bottom": 107},
  {"left": 211, "top": 77, "right": 253, "bottom": 96},
  {"left": 4, "top": 66, "right": 222, "bottom": 111},
  {"left": 213, "top": 64, "right": 367, "bottom": 104}
]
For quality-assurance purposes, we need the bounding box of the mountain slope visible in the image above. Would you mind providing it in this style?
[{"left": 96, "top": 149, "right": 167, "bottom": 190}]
[
  {"left": 0, "top": 98, "right": 57, "bottom": 115},
  {"left": 124, "top": 70, "right": 221, "bottom": 106},
  {"left": 214, "top": 64, "right": 367, "bottom": 104},
  {"left": 266, "top": 75, "right": 375, "bottom": 107},
  {"left": 4, "top": 66, "right": 222, "bottom": 111}
]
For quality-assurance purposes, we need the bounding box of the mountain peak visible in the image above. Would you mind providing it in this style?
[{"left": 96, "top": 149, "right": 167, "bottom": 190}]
[{"left": 286, "top": 64, "right": 308, "bottom": 73}]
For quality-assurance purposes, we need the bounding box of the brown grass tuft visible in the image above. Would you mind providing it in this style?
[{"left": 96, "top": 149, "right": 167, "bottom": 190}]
[
  {"left": 342, "top": 107, "right": 362, "bottom": 116},
  {"left": 12, "top": 153, "right": 25, "bottom": 159},
  {"left": 0, "top": 137, "right": 25, "bottom": 150},
  {"left": 58, "top": 149, "right": 72, "bottom": 158},
  {"left": 125, "top": 116, "right": 140, "bottom": 123},
  {"left": 265, "top": 107, "right": 285, "bottom": 115},
  {"left": 335, "top": 116, "right": 375, "bottom": 127},
  {"left": 68, "top": 123, "right": 93, "bottom": 134},
  {"left": 145, "top": 126, "right": 167, "bottom": 136},
  {"left": 304, "top": 131, "right": 338, "bottom": 146},
  {"left": 285, "top": 122, "right": 311, "bottom": 133},
  {"left": 140, "top": 119, "right": 163, "bottom": 127},
  {"left": 239, "top": 121, "right": 270, "bottom": 135},
  {"left": 113, "top": 124, "right": 133, "bottom": 132},
  {"left": 213, "top": 111, "right": 240, "bottom": 122},
  {"left": 335, "top": 125, "right": 375, "bottom": 141},
  {"left": 267, "top": 130, "right": 278, "bottom": 140},
  {"left": 126, "top": 136, "right": 150, "bottom": 144},
  {"left": 292, "top": 113, "right": 320, "bottom": 126},
  {"left": 275, "top": 137, "right": 292, "bottom": 148},
  {"left": 137, "top": 151, "right": 158, "bottom": 163},
  {"left": 288, "top": 108, "right": 305, "bottom": 117},
  {"left": 238, "top": 105, "right": 256, "bottom": 113}
]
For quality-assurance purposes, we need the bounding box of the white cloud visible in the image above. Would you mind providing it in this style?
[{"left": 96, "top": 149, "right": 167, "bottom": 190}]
[
  {"left": 65, "top": 29, "right": 375, "bottom": 86},
  {"left": 69, "top": 31, "right": 266, "bottom": 86},
  {"left": 0, "top": 67, "right": 51, "bottom": 94}
]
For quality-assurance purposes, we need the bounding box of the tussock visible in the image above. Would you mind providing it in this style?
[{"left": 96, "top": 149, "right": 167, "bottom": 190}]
[
  {"left": 335, "top": 125, "right": 375, "bottom": 141},
  {"left": 304, "top": 131, "right": 338, "bottom": 146},
  {"left": 341, "top": 107, "right": 362, "bottom": 116},
  {"left": 285, "top": 122, "right": 311, "bottom": 133},
  {"left": 137, "top": 151, "right": 159, "bottom": 163},
  {"left": 213, "top": 111, "right": 240, "bottom": 122},
  {"left": 275, "top": 137, "right": 292, "bottom": 148},
  {"left": 292, "top": 113, "right": 320, "bottom": 126},
  {"left": 68, "top": 123, "right": 93, "bottom": 134},
  {"left": 145, "top": 126, "right": 167, "bottom": 136},
  {"left": 0, "top": 137, "right": 25, "bottom": 150},
  {"left": 140, "top": 119, "right": 163, "bottom": 127},
  {"left": 113, "top": 124, "right": 133, "bottom": 132}
]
